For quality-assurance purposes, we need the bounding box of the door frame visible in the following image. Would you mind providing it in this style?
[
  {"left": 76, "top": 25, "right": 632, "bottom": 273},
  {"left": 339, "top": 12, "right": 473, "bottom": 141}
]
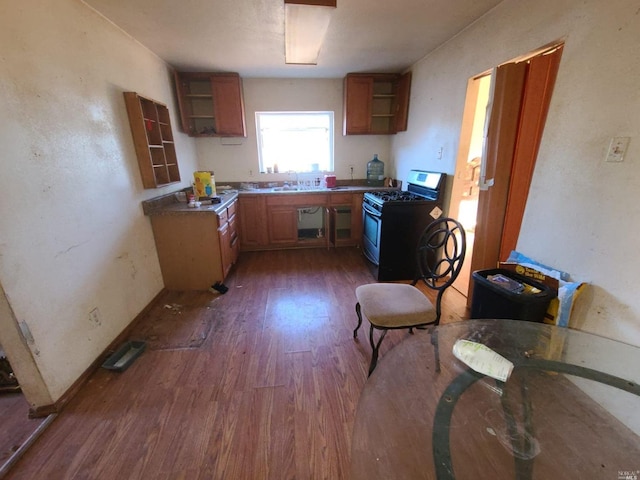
[
  {"left": 0, "top": 281, "right": 53, "bottom": 412},
  {"left": 449, "top": 42, "right": 564, "bottom": 305}
]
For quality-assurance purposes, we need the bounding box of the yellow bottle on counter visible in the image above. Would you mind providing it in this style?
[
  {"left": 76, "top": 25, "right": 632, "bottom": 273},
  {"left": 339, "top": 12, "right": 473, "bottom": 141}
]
[{"left": 193, "top": 171, "right": 216, "bottom": 198}]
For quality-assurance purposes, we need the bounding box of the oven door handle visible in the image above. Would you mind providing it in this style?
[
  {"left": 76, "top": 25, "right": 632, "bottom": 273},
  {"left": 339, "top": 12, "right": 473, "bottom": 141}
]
[{"left": 362, "top": 202, "right": 382, "bottom": 218}]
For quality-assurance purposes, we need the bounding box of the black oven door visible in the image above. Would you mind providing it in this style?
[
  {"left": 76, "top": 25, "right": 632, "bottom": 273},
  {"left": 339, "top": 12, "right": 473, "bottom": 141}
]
[{"left": 362, "top": 201, "right": 382, "bottom": 265}]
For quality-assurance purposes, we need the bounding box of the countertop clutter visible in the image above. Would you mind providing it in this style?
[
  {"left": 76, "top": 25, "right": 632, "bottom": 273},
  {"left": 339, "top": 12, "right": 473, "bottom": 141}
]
[
  {"left": 142, "top": 189, "right": 238, "bottom": 217},
  {"left": 142, "top": 184, "right": 397, "bottom": 217},
  {"left": 236, "top": 185, "right": 391, "bottom": 195}
]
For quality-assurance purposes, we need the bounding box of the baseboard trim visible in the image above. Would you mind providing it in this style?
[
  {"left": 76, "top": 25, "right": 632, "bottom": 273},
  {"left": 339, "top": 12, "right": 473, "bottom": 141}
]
[{"left": 28, "top": 289, "right": 167, "bottom": 419}]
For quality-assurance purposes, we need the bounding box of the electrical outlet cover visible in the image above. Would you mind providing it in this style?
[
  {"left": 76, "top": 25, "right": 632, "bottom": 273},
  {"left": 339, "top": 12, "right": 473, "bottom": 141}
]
[{"left": 605, "top": 136, "right": 630, "bottom": 162}]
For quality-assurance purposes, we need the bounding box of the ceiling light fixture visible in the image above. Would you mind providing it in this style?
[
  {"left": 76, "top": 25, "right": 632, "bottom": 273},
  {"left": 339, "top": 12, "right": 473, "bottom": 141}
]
[{"left": 285, "top": 0, "right": 336, "bottom": 65}]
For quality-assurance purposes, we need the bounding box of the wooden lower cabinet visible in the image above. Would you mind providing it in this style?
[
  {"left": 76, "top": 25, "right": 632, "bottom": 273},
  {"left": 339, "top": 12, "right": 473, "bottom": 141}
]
[
  {"left": 328, "top": 192, "right": 363, "bottom": 247},
  {"left": 239, "top": 191, "right": 363, "bottom": 251},
  {"left": 150, "top": 199, "right": 239, "bottom": 290}
]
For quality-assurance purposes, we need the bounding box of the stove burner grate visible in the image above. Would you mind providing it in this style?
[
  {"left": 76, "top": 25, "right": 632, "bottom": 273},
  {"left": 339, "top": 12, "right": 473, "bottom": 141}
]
[{"left": 368, "top": 190, "right": 431, "bottom": 203}]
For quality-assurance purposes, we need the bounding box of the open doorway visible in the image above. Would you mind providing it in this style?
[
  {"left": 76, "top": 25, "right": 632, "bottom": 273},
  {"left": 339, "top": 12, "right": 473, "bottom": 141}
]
[
  {"left": 450, "top": 74, "right": 492, "bottom": 297},
  {"left": 450, "top": 43, "right": 564, "bottom": 301},
  {"left": 0, "top": 282, "right": 55, "bottom": 474}
]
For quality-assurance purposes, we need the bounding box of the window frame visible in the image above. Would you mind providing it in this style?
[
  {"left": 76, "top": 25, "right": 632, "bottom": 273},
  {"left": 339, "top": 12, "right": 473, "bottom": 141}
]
[{"left": 255, "top": 111, "right": 335, "bottom": 173}]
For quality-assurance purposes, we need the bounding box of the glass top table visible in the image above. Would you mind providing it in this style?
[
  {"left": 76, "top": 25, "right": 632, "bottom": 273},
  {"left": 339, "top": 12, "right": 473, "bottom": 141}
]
[{"left": 351, "top": 319, "right": 640, "bottom": 480}]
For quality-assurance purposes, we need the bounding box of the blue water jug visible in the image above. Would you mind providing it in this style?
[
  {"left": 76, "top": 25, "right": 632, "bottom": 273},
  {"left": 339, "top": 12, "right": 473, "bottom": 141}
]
[{"left": 367, "top": 154, "right": 385, "bottom": 186}]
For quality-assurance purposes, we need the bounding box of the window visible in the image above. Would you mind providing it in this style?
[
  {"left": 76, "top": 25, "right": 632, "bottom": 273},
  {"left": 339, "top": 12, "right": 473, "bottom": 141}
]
[{"left": 256, "top": 111, "right": 334, "bottom": 173}]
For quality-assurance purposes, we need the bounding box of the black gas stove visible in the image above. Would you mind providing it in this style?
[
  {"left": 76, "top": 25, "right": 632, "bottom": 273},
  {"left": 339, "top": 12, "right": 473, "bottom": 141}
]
[{"left": 362, "top": 170, "right": 447, "bottom": 281}]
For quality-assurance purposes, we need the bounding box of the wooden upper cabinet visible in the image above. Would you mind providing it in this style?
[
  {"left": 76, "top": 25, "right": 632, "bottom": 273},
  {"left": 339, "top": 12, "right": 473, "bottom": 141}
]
[
  {"left": 343, "top": 72, "right": 411, "bottom": 135},
  {"left": 174, "top": 72, "right": 247, "bottom": 137}
]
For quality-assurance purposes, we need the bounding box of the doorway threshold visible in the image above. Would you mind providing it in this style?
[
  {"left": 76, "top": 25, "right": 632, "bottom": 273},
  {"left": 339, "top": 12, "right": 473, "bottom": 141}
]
[{"left": 0, "top": 413, "right": 56, "bottom": 478}]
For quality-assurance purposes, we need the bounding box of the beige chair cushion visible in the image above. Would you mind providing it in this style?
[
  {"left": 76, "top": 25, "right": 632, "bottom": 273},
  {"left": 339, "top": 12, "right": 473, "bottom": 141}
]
[{"left": 355, "top": 283, "right": 436, "bottom": 328}]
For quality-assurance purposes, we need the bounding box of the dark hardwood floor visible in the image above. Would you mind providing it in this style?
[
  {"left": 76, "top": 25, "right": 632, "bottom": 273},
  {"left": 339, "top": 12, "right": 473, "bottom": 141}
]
[{"left": 4, "top": 247, "right": 469, "bottom": 479}]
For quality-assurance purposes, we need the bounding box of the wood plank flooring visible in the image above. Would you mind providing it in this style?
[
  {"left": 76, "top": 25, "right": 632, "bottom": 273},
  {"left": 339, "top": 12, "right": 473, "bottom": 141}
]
[{"left": 4, "top": 247, "right": 469, "bottom": 479}]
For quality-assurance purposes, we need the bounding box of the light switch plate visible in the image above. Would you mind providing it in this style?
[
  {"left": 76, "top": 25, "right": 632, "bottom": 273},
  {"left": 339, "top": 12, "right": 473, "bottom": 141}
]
[{"left": 605, "top": 136, "right": 630, "bottom": 162}]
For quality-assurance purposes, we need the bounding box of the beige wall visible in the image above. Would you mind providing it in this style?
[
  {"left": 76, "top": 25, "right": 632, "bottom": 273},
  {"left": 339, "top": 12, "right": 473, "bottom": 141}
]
[
  {"left": 392, "top": 0, "right": 640, "bottom": 345},
  {"left": 0, "top": 0, "right": 198, "bottom": 403},
  {"left": 195, "top": 78, "right": 392, "bottom": 182}
]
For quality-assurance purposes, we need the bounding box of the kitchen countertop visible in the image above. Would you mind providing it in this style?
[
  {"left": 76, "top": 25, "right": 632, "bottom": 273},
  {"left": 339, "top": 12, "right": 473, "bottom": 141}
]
[
  {"left": 143, "top": 191, "right": 238, "bottom": 217},
  {"left": 143, "top": 185, "right": 398, "bottom": 217},
  {"left": 235, "top": 185, "right": 393, "bottom": 194}
]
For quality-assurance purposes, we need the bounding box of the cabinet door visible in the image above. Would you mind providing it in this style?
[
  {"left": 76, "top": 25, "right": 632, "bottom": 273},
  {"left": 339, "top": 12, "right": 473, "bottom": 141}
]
[
  {"left": 228, "top": 201, "right": 240, "bottom": 264},
  {"left": 151, "top": 215, "right": 222, "bottom": 290},
  {"left": 211, "top": 74, "right": 247, "bottom": 137},
  {"left": 343, "top": 75, "right": 373, "bottom": 135},
  {"left": 351, "top": 193, "right": 363, "bottom": 245},
  {"left": 230, "top": 228, "right": 240, "bottom": 265},
  {"left": 268, "top": 207, "right": 298, "bottom": 244},
  {"left": 326, "top": 192, "right": 362, "bottom": 247},
  {"left": 219, "top": 221, "right": 233, "bottom": 278},
  {"left": 393, "top": 72, "right": 412, "bottom": 132},
  {"left": 238, "top": 195, "right": 268, "bottom": 250}
]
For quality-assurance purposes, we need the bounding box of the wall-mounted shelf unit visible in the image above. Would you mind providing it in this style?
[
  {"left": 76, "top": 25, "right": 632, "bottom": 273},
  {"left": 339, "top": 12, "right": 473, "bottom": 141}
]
[{"left": 123, "top": 92, "right": 181, "bottom": 189}]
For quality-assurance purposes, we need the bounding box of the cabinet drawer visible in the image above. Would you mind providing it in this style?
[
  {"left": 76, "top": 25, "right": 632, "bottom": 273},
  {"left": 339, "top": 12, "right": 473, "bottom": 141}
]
[
  {"left": 266, "top": 193, "right": 328, "bottom": 206},
  {"left": 330, "top": 193, "right": 352, "bottom": 205},
  {"left": 229, "top": 212, "right": 238, "bottom": 239},
  {"left": 217, "top": 209, "right": 228, "bottom": 227},
  {"left": 227, "top": 200, "right": 237, "bottom": 218}
]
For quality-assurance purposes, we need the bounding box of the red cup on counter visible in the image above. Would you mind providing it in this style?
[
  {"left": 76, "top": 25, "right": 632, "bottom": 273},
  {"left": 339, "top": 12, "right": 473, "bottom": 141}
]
[{"left": 325, "top": 175, "right": 337, "bottom": 188}]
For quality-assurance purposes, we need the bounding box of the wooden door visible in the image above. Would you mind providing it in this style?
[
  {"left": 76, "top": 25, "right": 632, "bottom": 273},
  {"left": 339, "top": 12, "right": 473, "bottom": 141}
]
[
  {"left": 467, "top": 46, "right": 564, "bottom": 305},
  {"left": 499, "top": 46, "right": 564, "bottom": 259},
  {"left": 469, "top": 62, "right": 528, "bottom": 281}
]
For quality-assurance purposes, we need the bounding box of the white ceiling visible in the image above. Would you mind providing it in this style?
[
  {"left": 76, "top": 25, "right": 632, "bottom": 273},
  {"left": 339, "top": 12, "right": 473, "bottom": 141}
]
[{"left": 84, "top": 0, "right": 503, "bottom": 78}]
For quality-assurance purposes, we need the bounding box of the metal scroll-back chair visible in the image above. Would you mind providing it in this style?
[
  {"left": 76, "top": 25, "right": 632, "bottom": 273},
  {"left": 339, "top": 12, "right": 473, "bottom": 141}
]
[{"left": 354, "top": 217, "right": 466, "bottom": 376}]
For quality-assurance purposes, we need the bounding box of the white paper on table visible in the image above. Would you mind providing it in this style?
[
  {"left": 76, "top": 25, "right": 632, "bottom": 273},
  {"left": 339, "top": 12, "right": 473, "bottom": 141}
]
[{"left": 452, "top": 339, "right": 514, "bottom": 382}]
